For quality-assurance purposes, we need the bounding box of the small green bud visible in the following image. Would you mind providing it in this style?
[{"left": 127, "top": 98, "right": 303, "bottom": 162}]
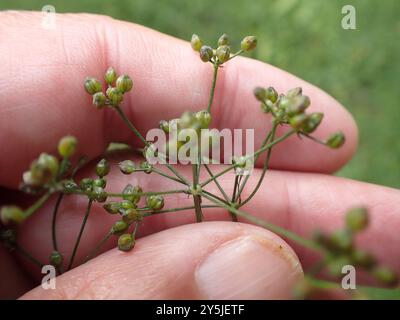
[
  {"left": 120, "top": 200, "right": 135, "bottom": 210},
  {"left": 1, "top": 206, "right": 25, "bottom": 225},
  {"left": 79, "top": 178, "right": 94, "bottom": 192},
  {"left": 105, "top": 67, "right": 117, "bottom": 85},
  {"left": 253, "top": 87, "right": 267, "bottom": 101},
  {"left": 146, "top": 195, "right": 164, "bottom": 211},
  {"left": 285, "top": 96, "right": 311, "bottom": 116},
  {"left": 327, "top": 255, "right": 352, "bottom": 276},
  {"left": 122, "top": 184, "right": 142, "bottom": 204},
  {"left": 301, "top": 112, "right": 323, "bottom": 133},
  {"left": 103, "top": 202, "right": 121, "bottom": 214},
  {"left": 93, "top": 186, "right": 107, "bottom": 203},
  {"left": 119, "top": 160, "right": 136, "bottom": 175},
  {"left": 260, "top": 99, "right": 274, "bottom": 113},
  {"left": 287, "top": 87, "right": 302, "bottom": 98},
  {"left": 159, "top": 120, "right": 170, "bottom": 133},
  {"left": 329, "top": 229, "right": 353, "bottom": 252},
  {"left": 240, "top": 36, "right": 257, "bottom": 51},
  {"left": 84, "top": 77, "right": 102, "bottom": 95},
  {"left": 190, "top": 34, "right": 203, "bottom": 52},
  {"left": 216, "top": 45, "right": 230, "bottom": 63},
  {"left": 63, "top": 180, "right": 79, "bottom": 194},
  {"left": 346, "top": 207, "right": 369, "bottom": 232},
  {"left": 122, "top": 208, "right": 141, "bottom": 224},
  {"left": 38, "top": 153, "right": 59, "bottom": 179},
  {"left": 265, "top": 87, "right": 278, "bottom": 103},
  {"left": 326, "top": 132, "right": 345, "bottom": 149},
  {"left": 111, "top": 220, "right": 129, "bottom": 235},
  {"left": 289, "top": 114, "right": 308, "bottom": 131},
  {"left": 92, "top": 92, "right": 107, "bottom": 109},
  {"left": 116, "top": 75, "right": 133, "bottom": 94},
  {"left": 199, "top": 45, "right": 213, "bottom": 62},
  {"left": 50, "top": 251, "right": 63, "bottom": 267},
  {"left": 194, "top": 110, "right": 212, "bottom": 129},
  {"left": 93, "top": 178, "right": 107, "bottom": 188},
  {"left": 29, "top": 153, "right": 59, "bottom": 185},
  {"left": 118, "top": 233, "right": 135, "bottom": 252},
  {"left": 140, "top": 161, "right": 152, "bottom": 174},
  {"left": 218, "top": 33, "right": 229, "bottom": 46},
  {"left": 58, "top": 135, "right": 77, "bottom": 159},
  {"left": 96, "top": 158, "right": 110, "bottom": 178},
  {"left": 106, "top": 87, "right": 123, "bottom": 106},
  {"left": 351, "top": 249, "right": 376, "bottom": 269},
  {"left": 372, "top": 266, "right": 398, "bottom": 286}
]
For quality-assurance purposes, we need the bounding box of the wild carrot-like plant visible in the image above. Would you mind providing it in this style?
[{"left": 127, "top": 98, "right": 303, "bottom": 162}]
[{"left": 0, "top": 33, "right": 398, "bottom": 299}]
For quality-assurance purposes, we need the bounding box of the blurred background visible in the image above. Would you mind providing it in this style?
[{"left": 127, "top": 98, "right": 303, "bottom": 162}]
[{"left": 1, "top": 0, "right": 399, "bottom": 188}]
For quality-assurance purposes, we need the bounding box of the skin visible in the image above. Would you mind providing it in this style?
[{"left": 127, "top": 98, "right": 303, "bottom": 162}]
[{"left": 0, "top": 12, "right": 399, "bottom": 300}]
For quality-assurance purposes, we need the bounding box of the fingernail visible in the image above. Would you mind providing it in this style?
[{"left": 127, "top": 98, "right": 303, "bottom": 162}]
[{"left": 195, "top": 236, "right": 303, "bottom": 299}]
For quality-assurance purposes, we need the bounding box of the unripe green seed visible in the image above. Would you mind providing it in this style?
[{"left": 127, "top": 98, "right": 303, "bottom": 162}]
[
  {"left": 63, "top": 180, "right": 79, "bottom": 194},
  {"left": 287, "top": 87, "right": 302, "bottom": 98},
  {"left": 326, "top": 132, "right": 345, "bottom": 149},
  {"left": 96, "top": 158, "right": 110, "bottom": 178},
  {"left": 118, "top": 233, "right": 135, "bottom": 252},
  {"left": 265, "top": 87, "right": 278, "bottom": 103},
  {"left": 119, "top": 160, "right": 136, "bottom": 175},
  {"left": 285, "top": 96, "right": 311, "bottom": 116},
  {"left": 122, "top": 208, "right": 141, "bottom": 224},
  {"left": 194, "top": 110, "right": 212, "bottom": 129},
  {"left": 122, "top": 184, "right": 142, "bottom": 204},
  {"left": 218, "top": 33, "right": 229, "bottom": 46},
  {"left": 216, "top": 45, "right": 230, "bottom": 63},
  {"left": 111, "top": 220, "right": 129, "bottom": 235},
  {"left": 346, "top": 207, "right": 369, "bottom": 232},
  {"left": 253, "top": 87, "right": 267, "bottom": 101},
  {"left": 93, "top": 178, "right": 107, "bottom": 188},
  {"left": 146, "top": 195, "right": 164, "bottom": 210},
  {"left": 289, "top": 114, "right": 308, "bottom": 131},
  {"left": 79, "top": 178, "right": 94, "bottom": 192},
  {"left": 84, "top": 77, "right": 102, "bottom": 95},
  {"left": 241, "top": 36, "right": 257, "bottom": 51},
  {"left": 0, "top": 206, "right": 25, "bottom": 225},
  {"left": 159, "top": 120, "right": 170, "bottom": 133},
  {"left": 103, "top": 201, "right": 121, "bottom": 214},
  {"left": 92, "top": 92, "right": 107, "bottom": 108},
  {"left": 372, "top": 266, "right": 398, "bottom": 286},
  {"left": 199, "top": 45, "right": 213, "bottom": 62},
  {"left": 38, "top": 153, "right": 59, "bottom": 179},
  {"left": 106, "top": 87, "right": 123, "bottom": 106},
  {"left": 329, "top": 229, "right": 353, "bottom": 252},
  {"left": 58, "top": 135, "right": 77, "bottom": 159},
  {"left": 104, "top": 67, "right": 117, "bottom": 85},
  {"left": 351, "top": 249, "right": 376, "bottom": 269},
  {"left": 301, "top": 112, "right": 323, "bottom": 133},
  {"left": 93, "top": 186, "right": 107, "bottom": 203},
  {"left": 190, "top": 34, "right": 203, "bottom": 52},
  {"left": 116, "top": 75, "right": 133, "bottom": 93},
  {"left": 120, "top": 200, "right": 135, "bottom": 210},
  {"left": 50, "top": 251, "right": 63, "bottom": 267}
]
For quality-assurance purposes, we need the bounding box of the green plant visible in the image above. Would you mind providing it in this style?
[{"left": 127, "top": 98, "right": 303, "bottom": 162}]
[{"left": 0, "top": 33, "right": 398, "bottom": 299}]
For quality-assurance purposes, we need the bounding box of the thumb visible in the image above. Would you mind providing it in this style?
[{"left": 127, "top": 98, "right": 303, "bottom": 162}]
[{"left": 21, "top": 222, "right": 303, "bottom": 300}]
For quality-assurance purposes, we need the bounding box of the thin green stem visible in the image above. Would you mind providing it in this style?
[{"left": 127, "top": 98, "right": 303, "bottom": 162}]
[
  {"left": 228, "top": 49, "right": 244, "bottom": 60},
  {"left": 201, "top": 190, "right": 231, "bottom": 206},
  {"left": 14, "top": 245, "right": 44, "bottom": 268},
  {"left": 141, "top": 204, "right": 218, "bottom": 217},
  {"left": 68, "top": 199, "right": 93, "bottom": 270},
  {"left": 230, "top": 175, "right": 239, "bottom": 222},
  {"left": 192, "top": 164, "right": 203, "bottom": 222},
  {"left": 152, "top": 167, "right": 187, "bottom": 185},
  {"left": 201, "top": 191, "right": 320, "bottom": 251},
  {"left": 203, "top": 164, "right": 230, "bottom": 202},
  {"left": 24, "top": 191, "right": 53, "bottom": 219},
  {"left": 106, "top": 189, "right": 186, "bottom": 198},
  {"left": 51, "top": 193, "right": 64, "bottom": 251},
  {"left": 239, "top": 123, "right": 277, "bottom": 207},
  {"left": 207, "top": 63, "right": 219, "bottom": 113}
]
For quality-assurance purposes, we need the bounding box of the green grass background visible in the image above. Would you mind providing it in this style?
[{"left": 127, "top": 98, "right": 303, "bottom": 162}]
[{"left": 1, "top": 0, "right": 399, "bottom": 188}]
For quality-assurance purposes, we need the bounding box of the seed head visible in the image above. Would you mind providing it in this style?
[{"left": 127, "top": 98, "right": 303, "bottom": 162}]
[
  {"left": 118, "top": 233, "right": 135, "bottom": 252},
  {"left": 190, "top": 34, "right": 203, "bottom": 52},
  {"left": 58, "top": 135, "right": 77, "bottom": 159},
  {"left": 96, "top": 158, "right": 110, "bottom": 178},
  {"left": 146, "top": 195, "right": 164, "bottom": 210},
  {"left": 105, "top": 67, "right": 117, "bottom": 85},
  {"left": 326, "top": 132, "right": 345, "bottom": 149},
  {"left": 84, "top": 77, "right": 102, "bottom": 95},
  {"left": 199, "top": 45, "right": 214, "bottom": 62},
  {"left": 240, "top": 36, "right": 257, "bottom": 51},
  {"left": 116, "top": 75, "right": 133, "bottom": 93}
]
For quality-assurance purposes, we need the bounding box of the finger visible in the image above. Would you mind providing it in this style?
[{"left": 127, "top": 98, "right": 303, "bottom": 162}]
[
  {"left": 15, "top": 156, "right": 400, "bottom": 280},
  {"left": 0, "top": 11, "right": 357, "bottom": 188},
  {"left": 20, "top": 221, "right": 303, "bottom": 299}
]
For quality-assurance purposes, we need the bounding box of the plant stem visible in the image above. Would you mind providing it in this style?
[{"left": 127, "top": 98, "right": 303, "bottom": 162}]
[
  {"left": 141, "top": 204, "right": 218, "bottom": 216},
  {"left": 239, "top": 123, "right": 277, "bottom": 207},
  {"left": 201, "top": 191, "right": 320, "bottom": 251},
  {"left": 14, "top": 244, "right": 44, "bottom": 268},
  {"left": 51, "top": 193, "right": 64, "bottom": 251},
  {"left": 68, "top": 199, "right": 93, "bottom": 270},
  {"left": 106, "top": 189, "right": 186, "bottom": 198},
  {"left": 24, "top": 191, "right": 53, "bottom": 219},
  {"left": 192, "top": 164, "right": 203, "bottom": 222},
  {"left": 203, "top": 164, "right": 230, "bottom": 202},
  {"left": 230, "top": 175, "right": 239, "bottom": 222},
  {"left": 207, "top": 63, "right": 219, "bottom": 113},
  {"left": 152, "top": 167, "right": 187, "bottom": 185}
]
